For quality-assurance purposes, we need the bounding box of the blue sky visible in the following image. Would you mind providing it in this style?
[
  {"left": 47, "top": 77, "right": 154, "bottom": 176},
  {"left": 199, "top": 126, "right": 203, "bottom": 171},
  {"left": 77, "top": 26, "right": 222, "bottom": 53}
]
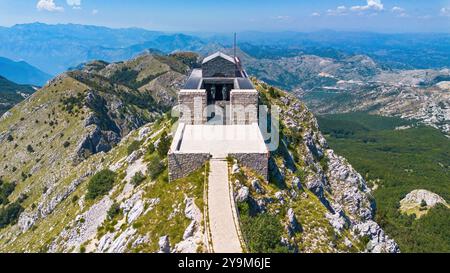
[{"left": 0, "top": 0, "right": 449, "bottom": 32}]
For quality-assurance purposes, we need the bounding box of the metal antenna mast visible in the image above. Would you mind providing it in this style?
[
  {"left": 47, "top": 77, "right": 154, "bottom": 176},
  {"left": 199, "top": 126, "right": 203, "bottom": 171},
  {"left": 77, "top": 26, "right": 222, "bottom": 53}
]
[{"left": 234, "top": 32, "right": 237, "bottom": 61}]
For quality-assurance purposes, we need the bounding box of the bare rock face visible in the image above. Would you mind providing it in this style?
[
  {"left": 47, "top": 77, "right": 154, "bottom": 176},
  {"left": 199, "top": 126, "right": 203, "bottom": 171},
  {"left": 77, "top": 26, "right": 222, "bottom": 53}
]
[
  {"left": 49, "top": 196, "right": 113, "bottom": 252},
  {"left": 159, "top": 236, "right": 171, "bottom": 253},
  {"left": 74, "top": 125, "right": 121, "bottom": 163},
  {"left": 107, "top": 227, "right": 137, "bottom": 253},
  {"left": 292, "top": 177, "right": 302, "bottom": 191},
  {"left": 251, "top": 179, "right": 265, "bottom": 194},
  {"left": 325, "top": 208, "right": 349, "bottom": 234},
  {"left": 286, "top": 208, "right": 301, "bottom": 236},
  {"left": 353, "top": 220, "right": 400, "bottom": 253},
  {"left": 173, "top": 197, "right": 204, "bottom": 253},
  {"left": 326, "top": 150, "right": 374, "bottom": 222},
  {"left": 236, "top": 187, "right": 250, "bottom": 203},
  {"left": 18, "top": 173, "right": 91, "bottom": 232},
  {"left": 121, "top": 190, "right": 145, "bottom": 224},
  {"left": 232, "top": 163, "right": 240, "bottom": 174},
  {"left": 400, "top": 189, "right": 448, "bottom": 209},
  {"left": 324, "top": 150, "right": 399, "bottom": 252}
]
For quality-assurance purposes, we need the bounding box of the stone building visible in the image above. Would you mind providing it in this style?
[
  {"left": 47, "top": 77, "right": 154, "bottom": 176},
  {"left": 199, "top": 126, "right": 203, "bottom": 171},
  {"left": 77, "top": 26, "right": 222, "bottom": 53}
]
[{"left": 168, "top": 52, "right": 269, "bottom": 181}]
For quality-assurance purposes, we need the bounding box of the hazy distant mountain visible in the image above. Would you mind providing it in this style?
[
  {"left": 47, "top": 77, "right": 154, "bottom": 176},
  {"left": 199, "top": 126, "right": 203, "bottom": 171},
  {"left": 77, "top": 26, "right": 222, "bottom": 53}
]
[
  {"left": 216, "top": 31, "right": 450, "bottom": 69},
  {"left": 0, "top": 23, "right": 204, "bottom": 75},
  {"left": 1, "top": 23, "right": 449, "bottom": 75},
  {"left": 0, "top": 57, "right": 51, "bottom": 86},
  {"left": 0, "top": 75, "right": 35, "bottom": 114}
]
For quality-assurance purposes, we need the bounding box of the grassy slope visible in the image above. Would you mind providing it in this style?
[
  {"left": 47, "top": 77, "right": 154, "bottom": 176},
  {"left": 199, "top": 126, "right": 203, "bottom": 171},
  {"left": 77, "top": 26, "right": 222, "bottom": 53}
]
[
  {"left": 317, "top": 112, "right": 450, "bottom": 253},
  {"left": 0, "top": 116, "right": 206, "bottom": 252}
]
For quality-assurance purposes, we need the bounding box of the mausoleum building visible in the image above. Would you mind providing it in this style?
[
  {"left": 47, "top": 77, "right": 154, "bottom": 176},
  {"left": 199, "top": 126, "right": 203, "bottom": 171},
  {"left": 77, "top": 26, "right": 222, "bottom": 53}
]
[{"left": 168, "top": 52, "right": 269, "bottom": 181}]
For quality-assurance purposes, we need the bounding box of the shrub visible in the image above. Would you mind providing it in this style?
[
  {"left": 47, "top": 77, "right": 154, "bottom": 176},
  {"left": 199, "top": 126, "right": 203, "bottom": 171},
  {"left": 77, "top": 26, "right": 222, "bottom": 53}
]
[
  {"left": 420, "top": 200, "right": 428, "bottom": 208},
  {"left": 239, "top": 203, "right": 289, "bottom": 253},
  {"left": 26, "top": 145, "right": 34, "bottom": 153},
  {"left": 63, "top": 141, "right": 71, "bottom": 148},
  {"left": 127, "top": 140, "right": 141, "bottom": 156},
  {"left": 71, "top": 195, "right": 79, "bottom": 203},
  {"left": 147, "top": 155, "right": 164, "bottom": 180},
  {"left": 18, "top": 193, "right": 28, "bottom": 204},
  {"left": 157, "top": 132, "right": 171, "bottom": 157},
  {"left": 0, "top": 182, "right": 16, "bottom": 205},
  {"left": 147, "top": 142, "right": 155, "bottom": 154},
  {"left": 107, "top": 202, "right": 121, "bottom": 220},
  {"left": 86, "top": 169, "right": 117, "bottom": 200},
  {"left": 6, "top": 135, "right": 13, "bottom": 142},
  {"left": 268, "top": 87, "right": 279, "bottom": 98},
  {"left": 0, "top": 202, "right": 24, "bottom": 229},
  {"left": 131, "top": 171, "right": 146, "bottom": 186}
]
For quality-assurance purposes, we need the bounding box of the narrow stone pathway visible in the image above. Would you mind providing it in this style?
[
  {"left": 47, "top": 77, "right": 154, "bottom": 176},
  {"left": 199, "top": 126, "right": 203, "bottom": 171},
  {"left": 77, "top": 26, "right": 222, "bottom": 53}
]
[{"left": 207, "top": 158, "right": 242, "bottom": 253}]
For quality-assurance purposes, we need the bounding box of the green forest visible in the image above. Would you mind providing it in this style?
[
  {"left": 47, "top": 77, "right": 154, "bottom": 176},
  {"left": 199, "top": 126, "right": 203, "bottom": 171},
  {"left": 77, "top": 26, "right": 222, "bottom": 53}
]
[{"left": 317, "top": 112, "right": 450, "bottom": 253}]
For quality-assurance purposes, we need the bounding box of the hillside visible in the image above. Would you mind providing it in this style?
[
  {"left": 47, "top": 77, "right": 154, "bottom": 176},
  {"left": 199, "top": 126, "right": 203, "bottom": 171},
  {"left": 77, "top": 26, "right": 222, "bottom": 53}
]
[
  {"left": 317, "top": 113, "right": 450, "bottom": 252},
  {"left": 0, "top": 76, "right": 36, "bottom": 115},
  {"left": 0, "top": 57, "right": 51, "bottom": 86},
  {"left": 0, "top": 54, "right": 398, "bottom": 252}
]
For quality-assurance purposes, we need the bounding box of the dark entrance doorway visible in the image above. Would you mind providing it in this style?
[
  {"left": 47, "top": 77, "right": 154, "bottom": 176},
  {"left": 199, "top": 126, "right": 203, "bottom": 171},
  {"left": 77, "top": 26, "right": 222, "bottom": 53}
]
[{"left": 205, "top": 83, "right": 233, "bottom": 104}]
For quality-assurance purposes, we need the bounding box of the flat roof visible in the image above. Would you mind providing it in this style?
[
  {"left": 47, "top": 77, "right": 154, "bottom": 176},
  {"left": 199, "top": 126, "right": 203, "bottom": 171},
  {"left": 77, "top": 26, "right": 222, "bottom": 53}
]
[
  {"left": 171, "top": 123, "right": 268, "bottom": 158},
  {"left": 184, "top": 69, "right": 203, "bottom": 89},
  {"left": 236, "top": 78, "right": 255, "bottom": 89},
  {"left": 183, "top": 70, "right": 255, "bottom": 90}
]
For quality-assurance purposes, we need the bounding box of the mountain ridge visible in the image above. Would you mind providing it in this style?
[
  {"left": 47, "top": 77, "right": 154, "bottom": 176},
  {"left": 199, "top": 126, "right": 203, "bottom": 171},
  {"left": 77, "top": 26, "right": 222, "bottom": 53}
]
[
  {"left": 0, "top": 53, "right": 398, "bottom": 253},
  {"left": 0, "top": 57, "right": 51, "bottom": 86}
]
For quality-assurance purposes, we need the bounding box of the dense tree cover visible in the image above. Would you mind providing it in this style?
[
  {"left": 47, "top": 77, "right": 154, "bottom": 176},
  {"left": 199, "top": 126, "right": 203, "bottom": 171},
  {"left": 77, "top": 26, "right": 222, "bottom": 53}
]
[
  {"left": 318, "top": 112, "right": 450, "bottom": 252},
  {"left": 86, "top": 169, "right": 117, "bottom": 200}
]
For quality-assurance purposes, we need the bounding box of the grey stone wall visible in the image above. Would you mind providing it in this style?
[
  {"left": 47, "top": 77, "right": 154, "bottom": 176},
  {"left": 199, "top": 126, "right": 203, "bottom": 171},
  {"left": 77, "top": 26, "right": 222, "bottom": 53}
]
[
  {"left": 168, "top": 152, "right": 210, "bottom": 181},
  {"left": 178, "top": 91, "right": 207, "bottom": 124},
  {"left": 230, "top": 91, "right": 259, "bottom": 124},
  {"left": 230, "top": 152, "right": 269, "bottom": 181},
  {"left": 202, "top": 57, "right": 236, "bottom": 78}
]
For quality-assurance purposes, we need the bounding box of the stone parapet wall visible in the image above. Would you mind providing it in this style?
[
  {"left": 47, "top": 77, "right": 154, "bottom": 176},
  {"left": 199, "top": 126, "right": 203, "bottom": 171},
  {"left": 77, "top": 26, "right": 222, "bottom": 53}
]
[
  {"left": 168, "top": 152, "right": 210, "bottom": 181},
  {"left": 179, "top": 90, "right": 207, "bottom": 124},
  {"left": 230, "top": 90, "right": 259, "bottom": 125},
  {"left": 229, "top": 152, "right": 269, "bottom": 181}
]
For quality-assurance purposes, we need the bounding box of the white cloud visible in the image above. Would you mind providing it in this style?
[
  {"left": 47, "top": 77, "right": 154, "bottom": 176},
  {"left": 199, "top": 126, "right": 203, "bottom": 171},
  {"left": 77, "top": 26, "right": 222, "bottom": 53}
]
[
  {"left": 37, "top": 0, "right": 64, "bottom": 12},
  {"left": 327, "top": 6, "right": 348, "bottom": 16},
  {"left": 391, "top": 6, "right": 405, "bottom": 13},
  {"left": 271, "top": 15, "right": 291, "bottom": 21},
  {"left": 311, "top": 12, "right": 321, "bottom": 17},
  {"left": 391, "top": 6, "right": 407, "bottom": 17},
  {"left": 441, "top": 7, "right": 450, "bottom": 17},
  {"left": 92, "top": 9, "right": 99, "bottom": 15},
  {"left": 350, "top": 0, "right": 384, "bottom": 12},
  {"left": 67, "top": 0, "right": 81, "bottom": 10}
]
